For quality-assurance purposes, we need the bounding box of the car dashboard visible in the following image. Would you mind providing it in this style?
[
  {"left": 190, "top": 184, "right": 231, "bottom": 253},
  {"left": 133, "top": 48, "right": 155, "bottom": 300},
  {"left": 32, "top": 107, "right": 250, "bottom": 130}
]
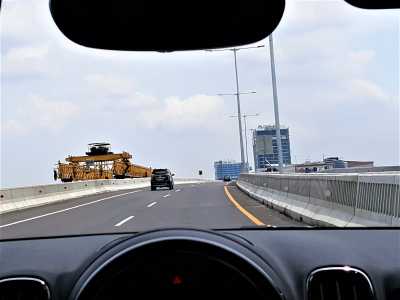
[{"left": 0, "top": 228, "right": 399, "bottom": 300}]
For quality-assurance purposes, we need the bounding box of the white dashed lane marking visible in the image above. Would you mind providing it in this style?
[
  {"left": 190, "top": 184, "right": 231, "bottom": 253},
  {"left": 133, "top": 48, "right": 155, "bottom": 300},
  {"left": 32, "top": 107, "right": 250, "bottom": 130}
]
[
  {"left": 0, "top": 190, "right": 143, "bottom": 229},
  {"left": 147, "top": 201, "right": 158, "bottom": 207},
  {"left": 114, "top": 216, "right": 134, "bottom": 227}
]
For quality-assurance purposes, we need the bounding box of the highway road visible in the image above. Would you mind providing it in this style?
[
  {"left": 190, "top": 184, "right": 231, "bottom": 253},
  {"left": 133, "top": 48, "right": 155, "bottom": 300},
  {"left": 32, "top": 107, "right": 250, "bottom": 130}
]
[{"left": 0, "top": 182, "right": 302, "bottom": 239}]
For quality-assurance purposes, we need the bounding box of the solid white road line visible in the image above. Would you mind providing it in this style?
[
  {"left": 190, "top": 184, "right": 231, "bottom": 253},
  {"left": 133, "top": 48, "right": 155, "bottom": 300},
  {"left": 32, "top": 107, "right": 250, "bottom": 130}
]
[
  {"left": 114, "top": 216, "right": 135, "bottom": 227},
  {"left": 147, "top": 201, "right": 158, "bottom": 207},
  {"left": 0, "top": 190, "right": 142, "bottom": 229}
]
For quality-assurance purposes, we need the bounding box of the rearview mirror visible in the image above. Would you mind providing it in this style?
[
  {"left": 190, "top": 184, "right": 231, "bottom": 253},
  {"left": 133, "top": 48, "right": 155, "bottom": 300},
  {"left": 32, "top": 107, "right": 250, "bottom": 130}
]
[
  {"left": 50, "top": 0, "right": 285, "bottom": 52},
  {"left": 344, "top": 0, "right": 399, "bottom": 9}
]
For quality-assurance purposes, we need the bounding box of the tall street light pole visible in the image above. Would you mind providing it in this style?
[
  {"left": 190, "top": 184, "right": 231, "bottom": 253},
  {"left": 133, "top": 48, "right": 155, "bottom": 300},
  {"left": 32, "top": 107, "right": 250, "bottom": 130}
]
[
  {"left": 250, "top": 128, "right": 257, "bottom": 172},
  {"left": 221, "top": 91, "right": 256, "bottom": 172},
  {"left": 230, "top": 113, "right": 259, "bottom": 171},
  {"left": 243, "top": 114, "right": 260, "bottom": 168},
  {"left": 206, "top": 45, "right": 264, "bottom": 172},
  {"left": 233, "top": 48, "right": 246, "bottom": 172},
  {"left": 267, "top": 34, "right": 284, "bottom": 171}
]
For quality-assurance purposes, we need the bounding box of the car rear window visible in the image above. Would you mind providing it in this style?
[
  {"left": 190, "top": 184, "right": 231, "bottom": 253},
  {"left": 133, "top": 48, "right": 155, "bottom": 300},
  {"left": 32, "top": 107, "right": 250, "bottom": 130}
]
[{"left": 152, "top": 169, "right": 168, "bottom": 174}]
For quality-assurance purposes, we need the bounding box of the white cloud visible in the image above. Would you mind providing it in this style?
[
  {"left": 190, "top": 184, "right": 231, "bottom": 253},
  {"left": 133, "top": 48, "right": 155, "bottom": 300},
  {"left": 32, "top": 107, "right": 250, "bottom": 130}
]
[
  {"left": 29, "top": 96, "right": 80, "bottom": 129},
  {"left": 119, "top": 92, "right": 158, "bottom": 108},
  {"left": 2, "top": 119, "right": 28, "bottom": 135},
  {"left": 282, "top": 0, "right": 395, "bottom": 34},
  {"left": 2, "top": 95, "right": 80, "bottom": 135},
  {"left": 0, "top": 0, "right": 37, "bottom": 42},
  {"left": 0, "top": 0, "right": 55, "bottom": 44},
  {"left": 85, "top": 74, "right": 136, "bottom": 97},
  {"left": 82, "top": 74, "right": 228, "bottom": 131},
  {"left": 283, "top": 0, "right": 354, "bottom": 30},
  {"left": 348, "top": 50, "right": 375, "bottom": 66},
  {"left": 348, "top": 79, "right": 391, "bottom": 102},
  {"left": 2, "top": 45, "right": 49, "bottom": 76},
  {"left": 138, "top": 95, "right": 226, "bottom": 130}
]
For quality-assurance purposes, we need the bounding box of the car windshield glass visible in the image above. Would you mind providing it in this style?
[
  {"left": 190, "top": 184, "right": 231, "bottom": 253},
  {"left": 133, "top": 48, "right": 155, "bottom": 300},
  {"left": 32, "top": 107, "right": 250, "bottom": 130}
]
[
  {"left": 153, "top": 170, "right": 168, "bottom": 175},
  {"left": 0, "top": 0, "right": 399, "bottom": 239}
]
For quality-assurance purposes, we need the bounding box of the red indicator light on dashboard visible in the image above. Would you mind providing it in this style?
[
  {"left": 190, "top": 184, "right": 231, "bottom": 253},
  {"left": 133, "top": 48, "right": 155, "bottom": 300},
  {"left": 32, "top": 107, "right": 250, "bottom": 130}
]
[{"left": 172, "top": 275, "right": 183, "bottom": 285}]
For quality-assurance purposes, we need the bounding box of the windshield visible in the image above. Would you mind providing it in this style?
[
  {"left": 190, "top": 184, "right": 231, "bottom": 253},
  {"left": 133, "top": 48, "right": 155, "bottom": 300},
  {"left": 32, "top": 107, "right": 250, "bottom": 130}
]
[
  {"left": 1, "top": 0, "right": 399, "bottom": 239},
  {"left": 153, "top": 170, "right": 169, "bottom": 175}
]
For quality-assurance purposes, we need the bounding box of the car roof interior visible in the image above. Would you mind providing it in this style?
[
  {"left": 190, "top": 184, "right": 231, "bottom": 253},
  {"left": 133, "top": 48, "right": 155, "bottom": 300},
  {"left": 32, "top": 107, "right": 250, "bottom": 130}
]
[{"left": 49, "top": 0, "right": 398, "bottom": 52}]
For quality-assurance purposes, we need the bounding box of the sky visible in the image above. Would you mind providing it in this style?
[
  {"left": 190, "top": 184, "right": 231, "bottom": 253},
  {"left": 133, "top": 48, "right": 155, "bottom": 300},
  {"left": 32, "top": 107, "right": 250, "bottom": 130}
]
[{"left": 1, "top": 0, "right": 399, "bottom": 188}]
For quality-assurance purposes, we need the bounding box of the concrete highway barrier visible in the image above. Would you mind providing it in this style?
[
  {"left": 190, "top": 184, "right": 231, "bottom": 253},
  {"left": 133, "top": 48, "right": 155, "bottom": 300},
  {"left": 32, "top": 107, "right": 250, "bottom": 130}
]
[
  {"left": 318, "top": 165, "right": 400, "bottom": 173},
  {"left": 237, "top": 173, "right": 400, "bottom": 227},
  {"left": 0, "top": 177, "right": 211, "bottom": 215}
]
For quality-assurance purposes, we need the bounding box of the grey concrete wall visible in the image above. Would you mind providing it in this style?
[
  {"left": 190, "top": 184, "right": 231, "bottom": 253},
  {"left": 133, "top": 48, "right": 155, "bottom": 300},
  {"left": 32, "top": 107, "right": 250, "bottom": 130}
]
[{"left": 238, "top": 173, "right": 399, "bottom": 227}]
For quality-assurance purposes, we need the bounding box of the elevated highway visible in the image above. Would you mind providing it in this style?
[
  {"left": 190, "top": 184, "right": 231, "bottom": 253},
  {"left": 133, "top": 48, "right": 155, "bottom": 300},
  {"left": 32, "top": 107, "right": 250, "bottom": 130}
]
[
  {"left": 1, "top": 171, "right": 398, "bottom": 240},
  {"left": 0, "top": 181, "right": 301, "bottom": 239}
]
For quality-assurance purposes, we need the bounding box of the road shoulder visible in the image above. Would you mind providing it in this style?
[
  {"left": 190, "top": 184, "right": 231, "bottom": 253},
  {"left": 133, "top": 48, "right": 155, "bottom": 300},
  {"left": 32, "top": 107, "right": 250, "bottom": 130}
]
[{"left": 225, "top": 183, "right": 303, "bottom": 227}]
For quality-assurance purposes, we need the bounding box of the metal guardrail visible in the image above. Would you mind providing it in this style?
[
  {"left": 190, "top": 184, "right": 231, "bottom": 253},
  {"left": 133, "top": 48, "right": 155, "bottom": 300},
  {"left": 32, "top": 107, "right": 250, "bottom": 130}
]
[
  {"left": 318, "top": 165, "right": 400, "bottom": 173},
  {"left": 238, "top": 173, "right": 400, "bottom": 226}
]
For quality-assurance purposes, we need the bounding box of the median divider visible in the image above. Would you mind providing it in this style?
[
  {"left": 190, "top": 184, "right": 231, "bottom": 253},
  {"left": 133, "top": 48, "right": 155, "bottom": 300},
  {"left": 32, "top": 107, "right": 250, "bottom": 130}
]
[
  {"left": 237, "top": 173, "right": 400, "bottom": 227},
  {"left": 0, "top": 177, "right": 212, "bottom": 215}
]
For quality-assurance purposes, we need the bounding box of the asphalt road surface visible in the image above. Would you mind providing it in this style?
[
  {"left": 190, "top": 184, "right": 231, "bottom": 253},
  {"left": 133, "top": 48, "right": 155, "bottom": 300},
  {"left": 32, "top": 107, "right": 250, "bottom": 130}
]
[{"left": 0, "top": 182, "right": 302, "bottom": 239}]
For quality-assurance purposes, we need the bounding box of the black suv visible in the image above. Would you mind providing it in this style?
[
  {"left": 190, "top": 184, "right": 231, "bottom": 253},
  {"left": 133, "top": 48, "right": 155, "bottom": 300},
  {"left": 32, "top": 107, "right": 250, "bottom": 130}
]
[
  {"left": 223, "top": 175, "right": 231, "bottom": 182},
  {"left": 151, "top": 169, "right": 174, "bottom": 190}
]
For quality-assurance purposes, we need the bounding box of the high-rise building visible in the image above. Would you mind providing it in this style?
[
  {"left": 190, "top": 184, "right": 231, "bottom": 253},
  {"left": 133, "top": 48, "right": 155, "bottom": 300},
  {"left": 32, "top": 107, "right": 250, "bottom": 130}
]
[
  {"left": 253, "top": 125, "right": 291, "bottom": 170},
  {"left": 214, "top": 160, "right": 242, "bottom": 180}
]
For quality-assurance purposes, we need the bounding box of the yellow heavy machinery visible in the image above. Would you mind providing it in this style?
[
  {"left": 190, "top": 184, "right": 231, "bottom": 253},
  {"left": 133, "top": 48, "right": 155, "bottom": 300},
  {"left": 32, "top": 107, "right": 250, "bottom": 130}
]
[{"left": 54, "top": 143, "right": 152, "bottom": 182}]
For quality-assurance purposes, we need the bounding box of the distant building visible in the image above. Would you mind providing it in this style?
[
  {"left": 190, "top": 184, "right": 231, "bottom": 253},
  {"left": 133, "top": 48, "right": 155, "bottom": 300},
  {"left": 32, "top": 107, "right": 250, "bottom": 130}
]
[
  {"left": 324, "top": 157, "right": 347, "bottom": 169},
  {"left": 214, "top": 161, "right": 242, "bottom": 180},
  {"left": 292, "top": 157, "right": 374, "bottom": 173},
  {"left": 346, "top": 160, "right": 374, "bottom": 168},
  {"left": 253, "top": 125, "right": 291, "bottom": 170},
  {"left": 294, "top": 161, "right": 333, "bottom": 173}
]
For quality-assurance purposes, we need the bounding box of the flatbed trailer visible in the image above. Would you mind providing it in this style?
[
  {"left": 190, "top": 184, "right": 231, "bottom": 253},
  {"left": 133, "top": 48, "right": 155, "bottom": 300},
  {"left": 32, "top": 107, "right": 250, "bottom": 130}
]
[{"left": 54, "top": 143, "right": 151, "bottom": 182}]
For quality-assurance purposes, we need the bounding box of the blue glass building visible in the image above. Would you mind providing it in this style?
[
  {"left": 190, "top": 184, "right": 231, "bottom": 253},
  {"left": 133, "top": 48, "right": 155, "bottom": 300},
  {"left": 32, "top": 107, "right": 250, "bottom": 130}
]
[
  {"left": 214, "top": 161, "right": 242, "bottom": 180},
  {"left": 253, "top": 125, "right": 291, "bottom": 170}
]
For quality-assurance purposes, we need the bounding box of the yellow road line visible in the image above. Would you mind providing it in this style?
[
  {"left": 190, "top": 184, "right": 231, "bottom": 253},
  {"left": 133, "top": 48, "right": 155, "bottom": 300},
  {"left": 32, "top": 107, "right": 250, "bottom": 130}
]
[{"left": 224, "top": 185, "right": 265, "bottom": 226}]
